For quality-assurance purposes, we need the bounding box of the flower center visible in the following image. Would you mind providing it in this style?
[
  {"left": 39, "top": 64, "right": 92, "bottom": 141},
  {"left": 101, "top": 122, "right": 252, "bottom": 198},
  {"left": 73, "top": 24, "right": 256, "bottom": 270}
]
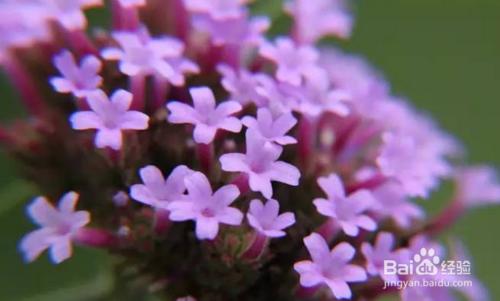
[{"left": 201, "top": 208, "right": 215, "bottom": 218}]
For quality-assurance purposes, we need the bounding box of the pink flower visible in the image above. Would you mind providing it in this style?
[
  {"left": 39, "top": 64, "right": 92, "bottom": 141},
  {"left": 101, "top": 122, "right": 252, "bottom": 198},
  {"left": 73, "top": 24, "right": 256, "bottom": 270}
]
[
  {"left": 242, "top": 108, "right": 298, "bottom": 145},
  {"left": 361, "top": 232, "right": 409, "bottom": 282},
  {"left": 102, "top": 29, "right": 198, "bottom": 85},
  {"left": 168, "top": 172, "right": 243, "bottom": 240},
  {"left": 313, "top": 174, "right": 376, "bottom": 237},
  {"left": 220, "top": 130, "right": 301, "bottom": 198},
  {"left": 217, "top": 64, "right": 267, "bottom": 106},
  {"left": 454, "top": 166, "right": 500, "bottom": 207},
  {"left": 285, "top": 0, "right": 353, "bottom": 44},
  {"left": 294, "top": 233, "right": 367, "bottom": 299},
  {"left": 184, "top": 0, "right": 249, "bottom": 20},
  {"left": 50, "top": 50, "right": 102, "bottom": 98},
  {"left": 247, "top": 199, "right": 295, "bottom": 238},
  {"left": 70, "top": 89, "right": 150, "bottom": 150},
  {"left": 19, "top": 192, "right": 90, "bottom": 264},
  {"left": 260, "top": 37, "right": 321, "bottom": 86},
  {"left": 370, "top": 182, "right": 424, "bottom": 229},
  {"left": 130, "top": 165, "right": 193, "bottom": 210},
  {"left": 167, "top": 87, "right": 242, "bottom": 144},
  {"left": 192, "top": 13, "right": 270, "bottom": 46},
  {"left": 44, "top": 0, "right": 104, "bottom": 30}
]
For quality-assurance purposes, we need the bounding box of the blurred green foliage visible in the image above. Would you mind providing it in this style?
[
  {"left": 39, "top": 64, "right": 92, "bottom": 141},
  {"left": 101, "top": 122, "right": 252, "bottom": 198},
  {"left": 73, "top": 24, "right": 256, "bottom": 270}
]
[{"left": 0, "top": 0, "right": 499, "bottom": 300}]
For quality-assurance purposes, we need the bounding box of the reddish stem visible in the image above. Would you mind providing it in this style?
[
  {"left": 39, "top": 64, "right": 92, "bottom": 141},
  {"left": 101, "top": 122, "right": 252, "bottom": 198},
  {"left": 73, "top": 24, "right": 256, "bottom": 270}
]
[
  {"left": 242, "top": 232, "right": 268, "bottom": 260},
  {"left": 425, "top": 199, "right": 465, "bottom": 236},
  {"left": 196, "top": 143, "right": 214, "bottom": 174},
  {"left": 66, "top": 30, "right": 98, "bottom": 56},
  {"left": 154, "top": 209, "right": 172, "bottom": 235},
  {"left": 129, "top": 74, "right": 146, "bottom": 111},
  {"left": 74, "top": 228, "right": 119, "bottom": 248},
  {"left": 316, "top": 219, "right": 339, "bottom": 243},
  {"left": 231, "top": 173, "right": 250, "bottom": 195},
  {"left": 297, "top": 116, "right": 315, "bottom": 171},
  {"left": 346, "top": 175, "right": 387, "bottom": 194}
]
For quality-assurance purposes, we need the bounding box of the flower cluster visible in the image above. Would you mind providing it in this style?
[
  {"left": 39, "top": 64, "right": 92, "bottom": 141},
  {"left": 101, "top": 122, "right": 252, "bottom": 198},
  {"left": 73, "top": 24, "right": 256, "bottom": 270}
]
[{"left": 1, "top": 0, "right": 498, "bottom": 300}]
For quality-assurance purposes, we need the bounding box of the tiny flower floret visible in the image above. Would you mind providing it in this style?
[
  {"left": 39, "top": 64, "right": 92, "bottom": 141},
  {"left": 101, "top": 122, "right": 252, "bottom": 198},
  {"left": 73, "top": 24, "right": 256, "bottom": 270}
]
[
  {"left": 260, "top": 37, "right": 321, "bottom": 86},
  {"left": 294, "top": 233, "right": 367, "bottom": 300},
  {"left": 20, "top": 192, "right": 90, "bottom": 264},
  {"left": 361, "top": 232, "right": 409, "bottom": 282},
  {"left": 167, "top": 87, "right": 243, "bottom": 144},
  {"left": 44, "top": 0, "right": 104, "bottom": 30},
  {"left": 102, "top": 30, "right": 198, "bottom": 85},
  {"left": 50, "top": 50, "right": 102, "bottom": 98},
  {"left": 168, "top": 172, "right": 243, "bottom": 240},
  {"left": 247, "top": 199, "right": 296, "bottom": 238},
  {"left": 220, "top": 130, "right": 301, "bottom": 198},
  {"left": 285, "top": 0, "right": 353, "bottom": 44},
  {"left": 217, "top": 64, "right": 267, "bottom": 106},
  {"left": 242, "top": 108, "right": 298, "bottom": 145},
  {"left": 184, "top": 0, "right": 250, "bottom": 20},
  {"left": 454, "top": 166, "right": 500, "bottom": 207},
  {"left": 130, "top": 165, "right": 193, "bottom": 210},
  {"left": 313, "top": 173, "right": 376, "bottom": 237},
  {"left": 70, "top": 89, "right": 150, "bottom": 150}
]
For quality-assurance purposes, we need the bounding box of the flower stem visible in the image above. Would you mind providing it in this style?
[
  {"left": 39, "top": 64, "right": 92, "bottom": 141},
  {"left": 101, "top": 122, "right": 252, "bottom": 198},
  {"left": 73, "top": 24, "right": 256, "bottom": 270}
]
[
  {"left": 316, "top": 219, "right": 339, "bottom": 243},
  {"left": 231, "top": 173, "right": 249, "bottom": 195},
  {"left": 425, "top": 199, "right": 465, "bottom": 236},
  {"left": 152, "top": 76, "right": 170, "bottom": 112},
  {"left": 129, "top": 74, "right": 146, "bottom": 111},
  {"left": 74, "top": 228, "right": 119, "bottom": 248},
  {"left": 65, "top": 30, "right": 98, "bottom": 56},
  {"left": 154, "top": 209, "right": 172, "bottom": 235},
  {"left": 242, "top": 232, "right": 268, "bottom": 260},
  {"left": 196, "top": 143, "right": 214, "bottom": 174},
  {"left": 297, "top": 116, "right": 316, "bottom": 171}
]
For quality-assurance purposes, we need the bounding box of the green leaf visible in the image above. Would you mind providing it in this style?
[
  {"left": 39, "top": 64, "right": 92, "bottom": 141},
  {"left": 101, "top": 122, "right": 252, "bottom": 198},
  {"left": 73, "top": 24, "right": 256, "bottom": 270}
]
[{"left": 0, "top": 180, "right": 36, "bottom": 216}]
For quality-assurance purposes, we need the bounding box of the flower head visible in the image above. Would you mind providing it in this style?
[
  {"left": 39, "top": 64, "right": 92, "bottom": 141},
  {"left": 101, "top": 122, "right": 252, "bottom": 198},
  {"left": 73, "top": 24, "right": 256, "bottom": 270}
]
[
  {"left": 102, "top": 29, "right": 198, "bottom": 85},
  {"left": 220, "top": 130, "right": 301, "bottom": 198},
  {"left": 50, "top": 50, "right": 102, "bottom": 98},
  {"left": 242, "top": 108, "right": 298, "bottom": 145},
  {"left": 294, "top": 233, "right": 367, "bottom": 299},
  {"left": 168, "top": 172, "right": 243, "bottom": 240},
  {"left": 130, "top": 165, "right": 193, "bottom": 210},
  {"left": 361, "top": 232, "right": 409, "bottom": 282},
  {"left": 167, "top": 87, "right": 242, "bottom": 144},
  {"left": 454, "top": 166, "right": 500, "bottom": 207},
  {"left": 285, "top": 0, "right": 353, "bottom": 44},
  {"left": 247, "top": 199, "right": 295, "bottom": 238},
  {"left": 313, "top": 174, "right": 376, "bottom": 236},
  {"left": 44, "top": 0, "right": 103, "bottom": 30},
  {"left": 260, "top": 37, "right": 321, "bottom": 86},
  {"left": 20, "top": 192, "right": 90, "bottom": 264},
  {"left": 70, "top": 89, "right": 150, "bottom": 150}
]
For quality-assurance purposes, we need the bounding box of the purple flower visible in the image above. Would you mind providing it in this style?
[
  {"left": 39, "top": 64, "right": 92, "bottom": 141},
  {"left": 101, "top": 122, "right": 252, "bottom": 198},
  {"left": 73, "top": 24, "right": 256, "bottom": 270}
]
[
  {"left": 454, "top": 166, "right": 500, "bottom": 207},
  {"left": 130, "top": 165, "right": 193, "bottom": 210},
  {"left": 247, "top": 199, "right": 295, "bottom": 238},
  {"left": 168, "top": 172, "right": 243, "bottom": 240},
  {"left": 101, "top": 29, "right": 198, "bottom": 85},
  {"left": 294, "top": 233, "right": 367, "bottom": 299},
  {"left": 220, "top": 130, "right": 301, "bottom": 198},
  {"left": 184, "top": 0, "right": 249, "bottom": 20},
  {"left": 167, "top": 87, "right": 242, "bottom": 144},
  {"left": 192, "top": 13, "right": 270, "bottom": 46},
  {"left": 242, "top": 108, "right": 297, "bottom": 145},
  {"left": 217, "top": 64, "right": 268, "bottom": 106},
  {"left": 19, "top": 192, "right": 90, "bottom": 264},
  {"left": 70, "top": 89, "right": 150, "bottom": 150},
  {"left": 313, "top": 174, "right": 376, "bottom": 236},
  {"left": 361, "top": 232, "right": 409, "bottom": 282},
  {"left": 50, "top": 50, "right": 102, "bottom": 98},
  {"left": 370, "top": 182, "right": 424, "bottom": 229},
  {"left": 260, "top": 37, "right": 321, "bottom": 86},
  {"left": 285, "top": 0, "right": 353, "bottom": 44},
  {"left": 44, "top": 0, "right": 104, "bottom": 30}
]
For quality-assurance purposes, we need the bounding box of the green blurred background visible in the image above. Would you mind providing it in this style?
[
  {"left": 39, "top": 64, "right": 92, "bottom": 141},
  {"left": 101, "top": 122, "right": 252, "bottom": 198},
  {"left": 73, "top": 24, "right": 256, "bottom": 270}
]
[{"left": 1, "top": 0, "right": 499, "bottom": 300}]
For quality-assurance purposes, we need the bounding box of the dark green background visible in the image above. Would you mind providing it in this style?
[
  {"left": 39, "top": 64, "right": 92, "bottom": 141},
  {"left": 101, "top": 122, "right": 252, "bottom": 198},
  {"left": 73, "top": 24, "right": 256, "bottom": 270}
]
[{"left": 1, "top": 1, "right": 499, "bottom": 300}]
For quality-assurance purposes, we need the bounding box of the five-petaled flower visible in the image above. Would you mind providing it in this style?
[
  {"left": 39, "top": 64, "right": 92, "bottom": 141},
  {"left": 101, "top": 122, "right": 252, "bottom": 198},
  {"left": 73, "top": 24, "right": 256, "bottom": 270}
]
[
  {"left": 168, "top": 172, "right": 244, "bottom": 240},
  {"left": 167, "top": 87, "right": 243, "bottom": 144},
  {"left": 313, "top": 173, "right": 376, "bottom": 236},
  {"left": 130, "top": 165, "right": 193, "bottom": 211},
  {"left": 70, "top": 89, "right": 150, "bottom": 150},
  {"left": 20, "top": 192, "right": 90, "bottom": 264},
  {"left": 242, "top": 108, "right": 298, "bottom": 145},
  {"left": 260, "top": 37, "right": 321, "bottom": 86},
  {"left": 361, "top": 232, "right": 409, "bottom": 282},
  {"left": 294, "top": 233, "right": 367, "bottom": 299},
  {"left": 101, "top": 29, "right": 198, "bottom": 85},
  {"left": 50, "top": 50, "right": 102, "bottom": 98},
  {"left": 220, "top": 130, "right": 300, "bottom": 198},
  {"left": 247, "top": 199, "right": 295, "bottom": 238}
]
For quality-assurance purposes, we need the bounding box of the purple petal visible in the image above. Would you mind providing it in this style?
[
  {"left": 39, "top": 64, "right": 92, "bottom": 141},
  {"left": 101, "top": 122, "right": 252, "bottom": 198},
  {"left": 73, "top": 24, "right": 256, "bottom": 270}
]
[
  {"left": 273, "top": 212, "right": 296, "bottom": 230},
  {"left": 218, "top": 207, "right": 243, "bottom": 225},
  {"left": 70, "top": 112, "right": 102, "bottom": 130},
  {"left": 190, "top": 87, "right": 216, "bottom": 112},
  {"left": 303, "top": 233, "right": 331, "bottom": 264},
  {"left": 49, "top": 238, "right": 72, "bottom": 264},
  {"left": 318, "top": 174, "right": 346, "bottom": 199},
  {"left": 269, "top": 161, "right": 300, "bottom": 185},
  {"left": 248, "top": 173, "right": 273, "bottom": 198},
  {"left": 213, "top": 185, "right": 240, "bottom": 206},
  {"left": 218, "top": 117, "right": 242, "bottom": 133},
  {"left": 219, "top": 153, "right": 249, "bottom": 173},
  {"left": 331, "top": 242, "right": 356, "bottom": 263},
  {"left": 19, "top": 228, "right": 52, "bottom": 263},
  {"left": 184, "top": 172, "right": 213, "bottom": 199},
  {"left": 193, "top": 124, "right": 217, "bottom": 144},
  {"left": 58, "top": 192, "right": 79, "bottom": 213},
  {"left": 325, "top": 279, "right": 352, "bottom": 300},
  {"left": 95, "top": 128, "right": 123, "bottom": 150},
  {"left": 27, "top": 197, "right": 58, "bottom": 227},
  {"left": 167, "top": 101, "right": 199, "bottom": 124},
  {"left": 195, "top": 217, "right": 219, "bottom": 240},
  {"left": 111, "top": 89, "right": 133, "bottom": 112},
  {"left": 120, "top": 111, "right": 150, "bottom": 130}
]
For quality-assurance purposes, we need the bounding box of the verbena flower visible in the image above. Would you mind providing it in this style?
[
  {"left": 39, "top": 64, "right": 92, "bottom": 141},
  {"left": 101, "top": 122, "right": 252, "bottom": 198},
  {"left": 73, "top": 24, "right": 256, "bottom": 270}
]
[
  {"left": 294, "top": 233, "right": 367, "bottom": 299},
  {"left": 168, "top": 172, "right": 243, "bottom": 240},
  {"left": 241, "top": 108, "right": 298, "bottom": 145},
  {"left": 70, "top": 89, "right": 149, "bottom": 150},
  {"left": 167, "top": 87, "right": 243, "bottom": 144},
  {"left": 20, "top": 192, "right": 90, "bottom": 264},
  {"left": 246, "top": 198, "right": 295, "bottom": 238}
]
